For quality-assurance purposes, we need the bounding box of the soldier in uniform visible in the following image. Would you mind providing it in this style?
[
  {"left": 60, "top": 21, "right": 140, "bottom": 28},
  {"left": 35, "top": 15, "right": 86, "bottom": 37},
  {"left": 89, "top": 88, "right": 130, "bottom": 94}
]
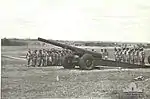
[
  {"left": 130, "top": 48, "right": 135, "bottom": 64},
  {"left": 47, "top": 50, "right": 52, "bottom": 66},
  {"left": 126, "top": 48, "right": 131, "bottom": 63},
  {"left": 103, "top": 49, "right": 109, "bottom": 60},
  {"left": 26, "top": 49, "right": 32, "bottom": 66},
  {"left": 58, "top": 51, "right": 61, "bottom": 65},
  {"left": 125, "top": 48, "right": 129, "bottom": 62},
  {"left": 118, "top": 48, "right": 122, "bottom": 62},
  {"left": 46, "top": 50, "right": 49, "bottom": 66},
  {"left": 134, "top": 48, "right": 139, "bottom": 64},
  {"left": 61, "top": 50, "right": 65, "bottom": 65},
  {"left": 139, "top": 48, "right": 145, "bottom": 65},
  {"left": 63, "top": 50, "right": 67, "bottom": 56},
  {"left": 115, "top": 48, "right": 121, "bottom": 66},
  {"left": 55, "top": 51, "right": 58, "bottom": 65},
  {"left": 37, "top": 49, "right": 43, "bottom": 67},
  {"left": 122, "top": 48, "right": 126, "bottom": 62},
  {"left": 51, "top": 51, "right": 55, "bottom": 65},
  {"left": 42, "top": 49, "right": 47, "bottom": 66},
  {"left": 114, "top": 47, "right": 118, "bottom": 61},
  {"left": 32, "top": 50, "right": 38, "bottom": 67},
  {"left": 101, "top": 49, "right": 104, "bottom": 59},
  {"left": 137, "top": 48, "right": 140, "bottom": 65}
]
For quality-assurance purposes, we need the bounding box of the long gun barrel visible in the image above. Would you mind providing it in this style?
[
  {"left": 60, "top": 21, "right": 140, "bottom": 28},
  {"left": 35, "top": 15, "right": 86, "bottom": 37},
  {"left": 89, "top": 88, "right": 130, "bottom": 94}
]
[{"left": 38, "top": 37, "right": 102, "bottom": 58}]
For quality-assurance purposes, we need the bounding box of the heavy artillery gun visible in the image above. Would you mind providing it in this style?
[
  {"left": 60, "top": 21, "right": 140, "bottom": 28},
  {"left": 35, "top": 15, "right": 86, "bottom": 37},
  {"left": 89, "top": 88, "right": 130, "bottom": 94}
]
[{"left": 38, "top": 37, "right": 150, "bottom": 70}]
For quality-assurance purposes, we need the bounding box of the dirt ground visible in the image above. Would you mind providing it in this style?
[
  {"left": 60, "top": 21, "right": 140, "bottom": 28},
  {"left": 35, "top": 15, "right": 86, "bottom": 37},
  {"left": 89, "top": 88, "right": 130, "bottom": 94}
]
[{"left": 1, "top": 46, "right": 150, "bottom": 99}]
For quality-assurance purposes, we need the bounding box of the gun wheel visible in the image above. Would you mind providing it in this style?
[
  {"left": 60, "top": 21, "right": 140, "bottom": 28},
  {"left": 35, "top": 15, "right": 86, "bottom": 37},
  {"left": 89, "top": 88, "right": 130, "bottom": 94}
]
[
  {"left": 148, "top": 56, "right": 150, "bottom": 64},
  {"left": 79, "top": 54, "right": 94, "bottom": 70},
  {"left": 62, "top": 55, "right": 75, "bottom": 69}
]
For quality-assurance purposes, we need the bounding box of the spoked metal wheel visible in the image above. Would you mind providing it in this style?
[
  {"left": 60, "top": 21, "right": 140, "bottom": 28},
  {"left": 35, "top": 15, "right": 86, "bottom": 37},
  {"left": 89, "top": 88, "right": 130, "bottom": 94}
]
[
  {"left": 79, "top": 54, "right": 94, "bottom": 70},
  {"left": 85, "top": 59, "right": 93, "bottom": 67},
  {"left": 148, "top": 56, "right": 150, "bottom": 64},
  {"left": 62, "top": 55, "right": 75, "bottom": 69}
]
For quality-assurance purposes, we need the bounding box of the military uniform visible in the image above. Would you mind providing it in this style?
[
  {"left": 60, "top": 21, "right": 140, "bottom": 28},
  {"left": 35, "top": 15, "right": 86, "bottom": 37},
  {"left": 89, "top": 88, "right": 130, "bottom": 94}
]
[
  {"left": 101, "top": 49, "right": 104, "bottom": 59},
  {"left": 42, "top": 50, "right": 47, "bottom": 66},
  {"left": 118, "top": 49, "right": 122, "bottom": 62},
  {"left": 114, "top": 48, "right": 118, "bottom": 61},
  {"left": 58, "top": 51, "right": 61, "bottom": 65},
  {"left": 103, "top": 49, "right": 108, "bottom": 60},
  {"left": 134, "top": 49, "right": 139, "bottom": 64},
  {"left": 32, "top": 50, "right": 38, "bottom": 67},
  {"left": 51, "top": 52, "right": 55, "bottom": 65},
  {"left": 61, "top": 51, "right": 64, "bottom": 65},
  {"left": 55, "top": 52, "right": 58, "bottom": 65},
  {"left": 37, "top": 50, "right": 43, "bottom": 67},
  {"left": 130, "top": 49, "right": 135, "bottom": 64},
  {"left": 139, "top": 48, "right": 145, "bottom": 65},
  {"left": 122, "top": 48, "right": 126, "bottom": 62},
  {"left": 26, "top": 50, "right": 32, "bottom": 66},
  {"left": 126, "top": 49, "right": 131, "bottom": 63},
  {"left": 47, "top": 51, "right": 52, "bottom": 66}
]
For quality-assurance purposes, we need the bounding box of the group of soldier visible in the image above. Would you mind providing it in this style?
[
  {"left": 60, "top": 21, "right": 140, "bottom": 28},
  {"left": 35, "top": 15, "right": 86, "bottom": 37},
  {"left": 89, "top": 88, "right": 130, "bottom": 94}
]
[
  {"left": 26, "top": 46, "right": 146, "bottom": 67},
  {"left": 26, "top": 48, "right": 73, "bottom": 67},
  {"left": 100, "top": 49, "right": 109, "bottom": 60},
  {"left": 114, "top": 47, "right": 145, "bottom": 65}
]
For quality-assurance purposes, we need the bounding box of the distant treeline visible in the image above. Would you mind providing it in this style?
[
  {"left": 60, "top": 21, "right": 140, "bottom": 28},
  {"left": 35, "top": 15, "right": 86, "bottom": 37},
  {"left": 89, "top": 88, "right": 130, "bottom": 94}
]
[
  {"left": 84, "top": 42, "right": 117, "bottom": 47},
  {"left": 145, "top": 44, "right": 150, "bottom": 48},
  {"left": 1, "top": 38, "right": 27, "bottom": 46}
]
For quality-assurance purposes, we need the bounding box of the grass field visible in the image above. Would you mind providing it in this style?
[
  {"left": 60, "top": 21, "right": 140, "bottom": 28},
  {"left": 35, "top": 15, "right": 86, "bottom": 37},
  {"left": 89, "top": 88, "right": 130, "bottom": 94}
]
[{"left": 1, "top": 45, "right": 150, "bottom": 99}]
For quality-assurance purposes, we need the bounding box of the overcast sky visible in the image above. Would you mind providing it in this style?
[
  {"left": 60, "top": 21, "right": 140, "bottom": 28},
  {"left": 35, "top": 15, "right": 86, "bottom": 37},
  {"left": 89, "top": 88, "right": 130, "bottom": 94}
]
[{"left": 0, "top": 0, "right": 150, "bottom": 42}]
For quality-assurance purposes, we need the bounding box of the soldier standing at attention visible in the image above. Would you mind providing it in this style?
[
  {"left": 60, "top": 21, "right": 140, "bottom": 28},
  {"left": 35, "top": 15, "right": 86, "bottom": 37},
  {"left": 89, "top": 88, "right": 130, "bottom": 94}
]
[
  {"left": 139, "top": 48, "right": 145, "bottom": 65},
  {"left": 125, "top": 48, "right": 128, "bottom": 62},
  {"left": 63, "top": 50, "right": 67, "bottom": 56},
  {"left": 103, "top": 49, "right": 109, "bottom": 60},
  {"left": 32, "top": 50, "right": 38, "bottom": 67},
  {"left": 100, "top": 49, "right": 104, "bottom": 59},
  {"left": 134, "top": 48, "right": 138, "bottom": 64},
  {"left": 51, "top": 51, "right": 55, "bottom": 65},
  {"left": 114, "top": 47, "right": 118, "bottom": 61},
  {"left": 46, "top": 50, "right": 49, "bottom": 66},
  {"left": 58, "top": 51, "right": 61, "bottom": 65},
  {"left": 118, "top": 48, "right": 122, "bottom": 62},
  {"left": 137, "top": 48, "right": 140, "bottom": 65},
  {"left": 61, "top": 50, "right": 64, "bottom": 65},
  {"left": 55, "top": 51, "right": 58, "bottom": 65},
  {"left": 42, "top": 49, "right": 47, "bottom": 66},
  {"left": 26, "top": 49, "right": 32, "bottom": 66},
  {"left": 37, "top": 50, "right": 43, "bottom": 67},
  {"left": 115, "top": 48, "right": 121, "bottom": 66},
  {"left": 130, "top": 48, "right": 135, "bottom": 64},
  {"left": 48, "top": 51, "right": 52, "bottom": 66},
  {"left": 126, "top": 48, "right": 131, "bottom": 63},
  {"left": 122, "top": 48, "right": 126, "bottom": 62}
]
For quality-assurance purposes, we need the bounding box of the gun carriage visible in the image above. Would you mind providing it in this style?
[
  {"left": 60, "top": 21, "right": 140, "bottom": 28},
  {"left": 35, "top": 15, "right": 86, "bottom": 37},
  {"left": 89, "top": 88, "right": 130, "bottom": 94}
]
[{"left": 38, "top": 37, "right": 150, "bottom": 70}]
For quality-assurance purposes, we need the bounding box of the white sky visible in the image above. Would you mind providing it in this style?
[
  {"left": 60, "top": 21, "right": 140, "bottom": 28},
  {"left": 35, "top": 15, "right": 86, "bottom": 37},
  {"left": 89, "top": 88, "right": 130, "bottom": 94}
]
[{"left": 0, "top": 0, "right": 150, "bottom": 42}]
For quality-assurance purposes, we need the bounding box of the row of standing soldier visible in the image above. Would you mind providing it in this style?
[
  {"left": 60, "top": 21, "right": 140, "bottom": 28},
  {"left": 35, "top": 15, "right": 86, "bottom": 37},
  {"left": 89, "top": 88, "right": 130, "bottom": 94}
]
[
  {"left": 26, "top": 49, "right": 73, "bottom": 67},
  {"left": 26, "top": 47, "right": 145, "bottom": 67},
  {"left": 92, "top": 48, "right": 109, "bottom": 60},
  {"left": 114, "top": 47, "right": 145, "bottom": 65}
]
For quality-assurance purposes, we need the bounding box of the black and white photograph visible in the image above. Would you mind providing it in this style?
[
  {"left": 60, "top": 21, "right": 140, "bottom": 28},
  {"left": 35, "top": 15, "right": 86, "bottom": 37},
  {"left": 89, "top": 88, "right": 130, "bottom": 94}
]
[{"left": 1, "top": 0, "right": 150, "bottom": 99}]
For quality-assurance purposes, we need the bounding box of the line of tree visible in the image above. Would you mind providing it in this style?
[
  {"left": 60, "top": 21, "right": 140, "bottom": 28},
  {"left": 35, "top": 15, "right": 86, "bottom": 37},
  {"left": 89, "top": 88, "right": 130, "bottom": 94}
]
[
  {"left": 1, "top": 38, "right": 27, "bottom": 46},
  {"left": 84, "top": 42, "right": 117, "bottom": 47}
]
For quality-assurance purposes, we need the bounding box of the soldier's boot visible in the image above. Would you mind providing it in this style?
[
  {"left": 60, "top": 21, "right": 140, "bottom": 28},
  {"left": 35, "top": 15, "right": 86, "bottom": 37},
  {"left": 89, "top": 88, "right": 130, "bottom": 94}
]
[
  {"left": 38, "top": 59, "right": 41, "bottom": 67},
  {"left": 27, "top": 59, "right": 30, "bottom": 66}
]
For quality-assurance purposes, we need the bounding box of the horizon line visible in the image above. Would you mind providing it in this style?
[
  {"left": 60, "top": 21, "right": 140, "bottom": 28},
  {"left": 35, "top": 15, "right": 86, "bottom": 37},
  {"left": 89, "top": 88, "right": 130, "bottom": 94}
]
[{"left": 1, "top": 37, "right": 150, "bottom": 44}]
